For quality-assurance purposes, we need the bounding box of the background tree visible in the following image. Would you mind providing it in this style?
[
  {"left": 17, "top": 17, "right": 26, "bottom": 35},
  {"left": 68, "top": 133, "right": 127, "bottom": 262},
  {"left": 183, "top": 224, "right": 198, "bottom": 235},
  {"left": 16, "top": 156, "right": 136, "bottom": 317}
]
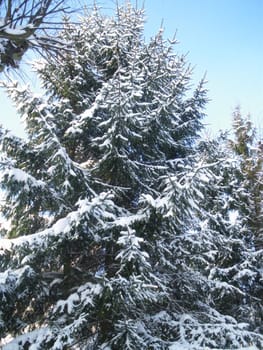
[
  {"left": 227, "top": 108, "right": 263, "bottom": 332},
  {"left": 196, "top": 133, "right": 263, "bottom": 339},
  {"left": 230, "top": 107, "right": 263, "bottom": 249}
]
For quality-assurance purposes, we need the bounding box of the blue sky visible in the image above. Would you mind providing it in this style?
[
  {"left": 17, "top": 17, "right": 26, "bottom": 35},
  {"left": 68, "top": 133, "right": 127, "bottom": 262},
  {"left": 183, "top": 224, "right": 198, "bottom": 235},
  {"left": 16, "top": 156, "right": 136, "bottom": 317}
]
[
  {"left": 143, "top": 0, "right": 263, "bottom": 133},
  {"left": 0, "top": 0, "right": 262, "bottom": 136}
]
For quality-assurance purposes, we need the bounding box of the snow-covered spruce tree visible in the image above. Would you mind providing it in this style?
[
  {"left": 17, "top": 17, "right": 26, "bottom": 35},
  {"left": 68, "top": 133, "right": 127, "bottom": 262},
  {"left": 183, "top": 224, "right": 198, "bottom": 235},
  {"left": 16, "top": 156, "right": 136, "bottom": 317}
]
[
  {"left": 0, "top": 3, "right": 262, "bottom": 349},
  {"left": 230, "top": 108, "right": 263, "bottom": 249},
  {"left": 224, "top": 109, "right": 263, "bottom": 333},
  {"left": 195, "top": 134, "right": 263, "bottom": 341},
  {"left": 139, "top": 133, "right": 263, "bottom": 349}
]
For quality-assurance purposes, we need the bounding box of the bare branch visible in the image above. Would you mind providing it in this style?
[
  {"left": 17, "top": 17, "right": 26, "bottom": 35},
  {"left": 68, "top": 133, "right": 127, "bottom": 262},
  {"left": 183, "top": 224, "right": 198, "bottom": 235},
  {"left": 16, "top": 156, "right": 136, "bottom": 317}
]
[{"left": 0, "top": 0, "right": 73, "bottom": 71}]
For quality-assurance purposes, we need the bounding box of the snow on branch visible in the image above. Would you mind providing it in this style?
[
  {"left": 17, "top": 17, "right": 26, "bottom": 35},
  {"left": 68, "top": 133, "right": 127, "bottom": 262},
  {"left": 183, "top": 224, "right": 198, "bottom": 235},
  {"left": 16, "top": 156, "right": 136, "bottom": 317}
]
[{"left": 0, "top": 0, "right": 71, "bottom": 71}]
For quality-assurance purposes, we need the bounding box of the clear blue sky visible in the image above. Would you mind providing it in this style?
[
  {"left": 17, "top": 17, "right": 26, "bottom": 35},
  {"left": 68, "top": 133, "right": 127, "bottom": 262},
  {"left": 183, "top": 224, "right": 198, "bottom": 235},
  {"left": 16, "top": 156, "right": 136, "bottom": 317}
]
[
  {"left": 0, "top": 0, "right": 262, "bottom": 136},
  {"left": 143, "top": 0, "right": 263, "bottom": 133}
]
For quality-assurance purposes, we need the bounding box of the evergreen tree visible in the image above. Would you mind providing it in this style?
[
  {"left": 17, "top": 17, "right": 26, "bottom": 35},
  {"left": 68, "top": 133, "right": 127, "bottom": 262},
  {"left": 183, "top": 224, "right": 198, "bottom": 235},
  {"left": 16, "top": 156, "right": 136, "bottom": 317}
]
[
  {"left": 189, "top": 125, "right": 263, "bottom": 345},
  {"left": 226, "top": 109, "right": 263, "bottom": 333},
  {"left": 230, "top": 107, "right": 263, "bottom": 249},
  {"left": 0, "top": 3, "right": 262, "bottom": 349},
  {"left": 140, "top": 134, "right": 263, "bottom": 348}
]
